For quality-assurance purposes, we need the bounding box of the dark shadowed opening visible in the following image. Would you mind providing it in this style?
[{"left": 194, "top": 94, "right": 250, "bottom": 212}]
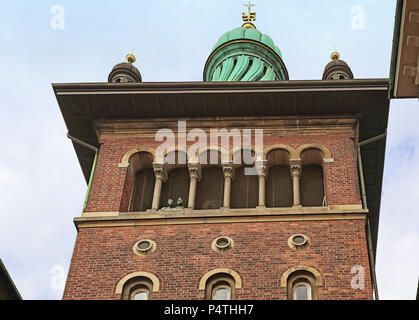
[
  {"left": 231, "top": 166, "right": 258, "bottom": 209},
  {"left": 196, "top": 166, "right": 224, "bottom": 209},
  {"left": 160, "top": 167, "right": 189, "bottom": 208},
  {"left": 131, "top": 168, "right": 155, "bottom": 211},
  {"left": 128, "top": 151, "right": 154, "bottom": 212},
  {"left": 266, "top": 165, "right": 293, "bottom": 207},
  {"left": 266, "top": 149, "right": 292, "bottom": 208},
  {"left": 300, "top": 164, "right": 324, "bottom": 206}
]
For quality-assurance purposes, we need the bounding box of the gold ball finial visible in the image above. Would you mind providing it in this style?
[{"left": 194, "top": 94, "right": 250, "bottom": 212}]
[
  {"left": 126, "top": 53, "right": 136, "bottom": 64},
  {"left": 242, "top": 22, "right": 256, "bottom": 29},
  {"left": 331, "top": 51, "right": 340, "bottom": 61}
]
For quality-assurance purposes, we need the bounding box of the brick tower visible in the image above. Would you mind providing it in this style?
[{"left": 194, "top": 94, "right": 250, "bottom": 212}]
[{"left": 54, "top": 11, "right": 389, "bottom": 300}]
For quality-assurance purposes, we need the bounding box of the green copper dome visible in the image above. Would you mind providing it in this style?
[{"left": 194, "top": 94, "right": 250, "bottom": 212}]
[{"left": 204, "top": 27, "right": 288, "bottom": 82}]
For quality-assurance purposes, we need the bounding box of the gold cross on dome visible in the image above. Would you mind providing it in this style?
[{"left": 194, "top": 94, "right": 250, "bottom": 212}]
[{"left": 242, "top": 1, "right": 256, "bottom": 23}]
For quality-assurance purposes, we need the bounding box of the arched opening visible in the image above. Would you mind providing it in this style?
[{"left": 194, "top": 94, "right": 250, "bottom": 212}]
[
  {"left": 128, "top": 152, "right": 155, "bottom": 212},
  {"left": 160, "top": 151, "right": 189, "bottom": 208},
  {"left": 196, "top": 150, "right": 224, "bottom": 209},
  {"left": 121, "top": 276, "right": 154, "bottom": 300},
  {"left": 286, "top": 270, "right": 317, "bottom": 300},
  {"left": 300, "top": 148, "right": 325, "bottom": 207},
  {"left": 266, "top": 149, "right": 292, "bottom": 207},
  {"left": 131, "top": 169, "right": 155, "bottom": 211},
  {"left": 231, "top": 149, "right": 258, "bottom": 209},
  {"left": 204, "top": 273, "right": 236, "bottom": 300}
]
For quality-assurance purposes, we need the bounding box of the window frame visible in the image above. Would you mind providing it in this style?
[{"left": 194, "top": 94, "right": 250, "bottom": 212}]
[
  {"left": 212, "top": 283, "right": 232, "bottom": 300},
  {"left": 121, "top": 277, "right": 154, "bottom": 300},
  {"left": 287, "top": 272, "right": 317, "bottom": 300},
  {"left": 131, "top": 287, "right": 150, "bottom": 300},
  {"left": 205, "top": 275, "right": 235, "bottom": 300},
  {"left": 292, "top": 281, "right": 312, "bottom": 300}
]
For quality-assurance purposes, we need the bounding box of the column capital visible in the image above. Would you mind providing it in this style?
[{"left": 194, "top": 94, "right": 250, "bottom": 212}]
[
  {"left": 188, "top": 163, "right": 201, "bottom": 180},
  {"left": 257, "top": 165, "right": 267, "bottom": 178},
  {"left": 222, "top": 164, "right": 234, "bottom": 179},
  {"left": 290, "top": 164, "right": 301, "bottom": 177},
  {"left": 153, "top": 162, "right": 167, "bottom": 181}
]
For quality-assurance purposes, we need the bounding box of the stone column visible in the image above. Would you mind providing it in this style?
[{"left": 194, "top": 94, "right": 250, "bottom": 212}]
[
  {"left": 152, "top": 163, "right": 166, "bottom": 210},
  {"left": 222, "top": 165, "right": 233, "bottom": 208},
  {"left": 290, "top": 164, "right": 301, "bottom": 207},
  {"left": 187, "top": 164, "right": 200, "bottom": 209},
  {"left": 257, "top": 165, "right": 267, "bottom": 207}
]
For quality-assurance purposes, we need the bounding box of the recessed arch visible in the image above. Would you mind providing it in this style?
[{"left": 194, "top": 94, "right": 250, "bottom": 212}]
[
  {"left": 263, "top": 144, "right": 296, "bottom": 160},
  {"left": 197, "top": 146, "right": 229, "bottom": 164},
  {"left": 295, "top": 143, "right": 332, "bottom": 160},
  {"left": 231, "top": 147, "right": 257, "bottom": 166},
  {"left": 230, "top": 145, "right": 261, "bottom": 164},
  {"left": 266, "top": 148, "right": 292, "bottom": 167},
  {"left": 164, "top": 150, "right": 189, "bottom": 172},
  {"left": 120, "top": 147, "right": 156, "bottom": 165},
  {"left": 280, "top": 266, "right": 323, "bottom": 287},
  {"left": 115, "top": 271, "right": 160, "bottom": 294},
  {"left": 199, "top": 268, "right": 242, "bottom": 290},
  {"left": 154, "top": 145, "right": 189, "bottom": 163}
]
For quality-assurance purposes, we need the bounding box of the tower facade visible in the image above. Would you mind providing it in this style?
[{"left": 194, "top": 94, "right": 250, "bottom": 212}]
[{"left": 55, "top": 11, "right": 389, "bottom": 300}]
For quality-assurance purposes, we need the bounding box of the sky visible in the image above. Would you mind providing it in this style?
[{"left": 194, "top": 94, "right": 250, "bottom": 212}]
[{"left": 0, "top": 0, "right": 417, "bottom": 300}]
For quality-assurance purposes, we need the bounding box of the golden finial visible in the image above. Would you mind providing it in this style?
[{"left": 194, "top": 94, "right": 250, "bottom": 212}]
[
  {"left": 331, "top": 45, "right": 340, "bottom": 61},
  {"left": 242, "top": 1, "right": 256, "bottom": 29},
  {"left": 126, "top": 48, "right": 136, "bottom": 63}
]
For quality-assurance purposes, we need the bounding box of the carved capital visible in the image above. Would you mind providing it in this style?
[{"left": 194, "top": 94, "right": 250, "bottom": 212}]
[
  {"left": 187, "top": 162, "right": 201, "bottom": 180},
  {"left": 222, "top": 166, "right": 233, "bottom": 179},
  {"left": 189, "top": 168, "right": 201, "bottom": 181},
  {"left": 257, "top": 165, "right": 267, "bottom": 178},
  {"left": 189, "top": 167, "right": 199, "bottom": 179},
  {"left": 290, "top": 164, "right": 301, "bottom": 178},
  {"left": 153, "top": 162, "right": 167, "bottom": 181}
]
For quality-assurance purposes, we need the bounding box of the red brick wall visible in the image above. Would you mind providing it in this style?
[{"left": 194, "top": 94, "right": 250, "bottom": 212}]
[
  {"left": 63, "top": 219, "right": 372, "bottom": 300},
  {"left": 119, "top": 169, "right": 133, "bottom": 212},
  {"left": 84, "top": 133, "right": 361, "bottom": 212}
]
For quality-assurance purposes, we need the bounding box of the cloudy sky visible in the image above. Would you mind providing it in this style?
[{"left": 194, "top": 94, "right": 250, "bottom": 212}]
[{"left": 0, "top": 0, "right": 417, "bottom": 300}]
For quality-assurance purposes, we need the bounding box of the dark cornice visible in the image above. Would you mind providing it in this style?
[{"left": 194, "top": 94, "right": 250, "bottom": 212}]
[{"left": 53, "top": 78, "right": 388, "bottom": 93}]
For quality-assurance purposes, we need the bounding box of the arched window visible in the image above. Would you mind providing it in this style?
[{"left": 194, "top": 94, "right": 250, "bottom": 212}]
[
  {"left": 205, "top": 274, "right": 235, "bottom": 300},
  {"left": 131, "top": 168, "right": 154, "bottom": 211},
  {"left": 293, "top": 281, "right": 312, "bottom": 300},
  {"left": 128, "top": 152, "right": 155, "bottom": 212},
  {"left": 300, "top": 148, "right": 325, "bottom": 207},
  {"left": 121, "top": 276, "right": 153, "bottom": 300},
  {"left": 213, "top": 283, "right": 231, "bottom": 300},
  {"left": 231, "top": 149, "right": 258, "bottom": 209},
  {"left": 196, "top": 150, "right": 224, "bottom": 209},
  {"left": 287, "top": 271, "right": 316, "bottom": 300},
  {"left": 266, "top": 149, "right": 292, "bottom": 207},
  {"left": 160, "top": 151, "right": 189, "bottom": 208}
]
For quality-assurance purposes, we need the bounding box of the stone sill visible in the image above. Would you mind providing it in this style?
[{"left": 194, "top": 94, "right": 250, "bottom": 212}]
[{"left": 75, "top": 205, "right": 367, "bottom": 229}]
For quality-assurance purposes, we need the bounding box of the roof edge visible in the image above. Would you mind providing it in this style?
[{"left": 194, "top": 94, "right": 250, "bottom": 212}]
[{"left": 52, "top": 79, "right": 389, "bottom": 95}]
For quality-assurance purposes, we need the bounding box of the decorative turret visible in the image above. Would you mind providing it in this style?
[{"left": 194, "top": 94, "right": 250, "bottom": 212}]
[
  {"left": 108, "top": 52, "right": 142, "bottom": 83},
  {"left": 322, "top": 51, "right": 354, "bottom": 80},
  {"left": 204, "top": 3, "right": 288, "bottom": 82}
]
